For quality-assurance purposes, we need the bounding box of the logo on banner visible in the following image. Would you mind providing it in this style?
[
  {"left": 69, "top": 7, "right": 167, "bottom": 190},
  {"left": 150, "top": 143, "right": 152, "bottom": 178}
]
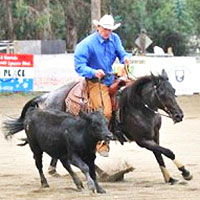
[
  {"left": 0, "top": 53, "right": 34, "bottom": 92},
  {"left": 175, "top": 69, "right": 185, "bottom": 82}
]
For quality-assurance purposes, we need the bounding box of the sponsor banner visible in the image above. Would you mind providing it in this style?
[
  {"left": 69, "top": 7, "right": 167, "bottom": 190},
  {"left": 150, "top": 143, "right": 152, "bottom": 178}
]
[
  {"left": 34, "top": 54, "right": 79, "bottom": 91},
  {"left": 0, "top": 53, "right": 34, "bottom": 92},
  {"left": 130, "top": 56, "right": 199, "bottom": 95}
]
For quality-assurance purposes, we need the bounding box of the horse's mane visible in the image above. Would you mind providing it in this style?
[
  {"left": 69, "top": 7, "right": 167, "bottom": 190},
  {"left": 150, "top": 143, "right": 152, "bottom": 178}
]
[{"left": 120, "top": 75, "right": 153, "bottom": 107}]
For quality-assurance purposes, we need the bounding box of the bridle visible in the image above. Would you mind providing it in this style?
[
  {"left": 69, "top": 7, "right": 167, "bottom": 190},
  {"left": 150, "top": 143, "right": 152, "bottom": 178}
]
[{"left": 142, "top": 83, "right": 173, "bottom": 119}]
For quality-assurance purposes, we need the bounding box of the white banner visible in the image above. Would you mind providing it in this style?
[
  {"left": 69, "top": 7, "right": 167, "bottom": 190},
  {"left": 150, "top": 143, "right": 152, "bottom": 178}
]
[
  {"left": 130, "top": 56, "right": 200, "bottom": 95},
  {"left": 34, "top": 54, "right": 78, "bottom": 91},
  {"left": 33, "top": 54, "right": 200, "bottom": 95}
]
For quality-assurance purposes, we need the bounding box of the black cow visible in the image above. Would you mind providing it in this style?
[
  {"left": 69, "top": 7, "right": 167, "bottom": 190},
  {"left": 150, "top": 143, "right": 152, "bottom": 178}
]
[{"left": 4, "top": 107, "right": 113, "bottom": 193}]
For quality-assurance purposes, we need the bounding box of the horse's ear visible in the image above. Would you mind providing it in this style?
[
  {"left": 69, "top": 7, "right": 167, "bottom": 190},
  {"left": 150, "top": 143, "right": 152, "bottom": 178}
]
[
  {"left": 150, "top": 71, "right": 159, "bottom": 85},
  {"left": 161, "top": 69, "right": 168, "bottom": 80}
]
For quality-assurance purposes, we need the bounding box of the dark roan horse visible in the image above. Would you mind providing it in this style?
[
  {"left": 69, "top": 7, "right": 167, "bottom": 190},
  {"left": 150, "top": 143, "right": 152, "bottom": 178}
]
[{"left": 4, "top": 69, "right": 192, "bottom": 184}]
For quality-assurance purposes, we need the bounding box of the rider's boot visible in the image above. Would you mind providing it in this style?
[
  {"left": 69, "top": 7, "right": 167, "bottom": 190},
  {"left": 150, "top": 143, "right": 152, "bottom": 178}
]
[
  {"left": 110, "top": 109, "right": 127, "bottom": 145},
  {"left": 96, "top": 140, "right": 110, "bottom": 157}
]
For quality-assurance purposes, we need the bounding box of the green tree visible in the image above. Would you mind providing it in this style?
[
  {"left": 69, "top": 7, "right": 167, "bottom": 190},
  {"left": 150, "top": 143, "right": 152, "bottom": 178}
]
[{"left": 0, "top": 0, "right": 198, "bottom": 55}]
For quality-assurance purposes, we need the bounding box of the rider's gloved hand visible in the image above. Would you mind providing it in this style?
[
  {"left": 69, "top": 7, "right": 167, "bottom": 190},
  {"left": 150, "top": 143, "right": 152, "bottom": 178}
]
[
  {"left": 124, "top": 57, "right": 131, "bottom": 65},
  {"left": 95, "top": 69, "right": 105, "bottom": 79}
]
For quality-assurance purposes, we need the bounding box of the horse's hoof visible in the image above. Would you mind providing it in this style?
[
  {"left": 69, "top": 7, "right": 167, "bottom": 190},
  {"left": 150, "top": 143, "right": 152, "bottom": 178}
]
[
  {"left": 168, "top": 177, "right": 179, "bottom": 185},
  {"left": 183, "top": 171, "right": 193, "bottom": 181}
]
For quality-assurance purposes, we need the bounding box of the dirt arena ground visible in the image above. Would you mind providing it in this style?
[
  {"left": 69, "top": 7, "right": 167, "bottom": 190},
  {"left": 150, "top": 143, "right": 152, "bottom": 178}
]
[{"left": 0, "top": 93, "right": 200, "bottom": 200}]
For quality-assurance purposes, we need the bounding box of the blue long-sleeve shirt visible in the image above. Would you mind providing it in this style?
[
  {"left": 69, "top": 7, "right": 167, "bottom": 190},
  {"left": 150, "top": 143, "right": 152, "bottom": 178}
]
[{"left": 74, "top": 31, "right": 130, "bottom": 86}]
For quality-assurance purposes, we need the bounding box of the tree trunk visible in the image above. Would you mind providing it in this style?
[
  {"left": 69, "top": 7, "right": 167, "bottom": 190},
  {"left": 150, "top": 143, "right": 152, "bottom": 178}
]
[
  {"left": 59, "top": 0, "right": 77, "bottom": 52},
  {"left": 4, "top": 0, "right": 15, "bottom": 40},
  {"left": 91, "top": 0, "right": 101, "bottom": 32},
  {"left": 65, "top": 14, "right": 77, "bottom": 52}
]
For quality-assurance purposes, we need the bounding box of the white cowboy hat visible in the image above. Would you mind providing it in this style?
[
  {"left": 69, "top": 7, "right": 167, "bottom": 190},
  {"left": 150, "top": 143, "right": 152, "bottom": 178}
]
[{"left": 93, "top": 15, "right": 121, "bottom": 30}]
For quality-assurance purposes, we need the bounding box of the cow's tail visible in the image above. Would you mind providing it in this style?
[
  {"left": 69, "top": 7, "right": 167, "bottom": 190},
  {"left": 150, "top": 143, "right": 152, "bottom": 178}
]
[{"left": 3, "top": 96, "right": 40, "bottom": 139}]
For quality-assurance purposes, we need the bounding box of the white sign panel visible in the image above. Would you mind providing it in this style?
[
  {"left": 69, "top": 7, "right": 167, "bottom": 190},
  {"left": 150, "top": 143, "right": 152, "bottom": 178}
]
[
  {"left": 131, "top": 56, "right": 199, "bottom": 95},
  {"left": 34, "top": 54, "right": 78, "bottom": 91}
]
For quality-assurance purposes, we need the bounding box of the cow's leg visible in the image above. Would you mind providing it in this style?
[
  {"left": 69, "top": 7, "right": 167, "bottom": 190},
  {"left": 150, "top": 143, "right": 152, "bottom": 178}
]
[
  {"left": 33, "top": 151, "right": 49, "bottom": 188},
  {"left": 59, "top": 158, "right": 84, "bottom": 191},
  {"left": 48, "top": 158, "right": 59, "bottom": 176},
  {"left": 88, "top": 161, "right": 106, "bottom": 193},
  {"left": 70, "top": 155, "right": 96, "bottom": 193}
]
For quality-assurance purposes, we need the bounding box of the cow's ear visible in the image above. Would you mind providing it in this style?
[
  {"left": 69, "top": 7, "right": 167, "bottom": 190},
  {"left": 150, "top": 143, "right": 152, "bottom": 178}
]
[
  {"left": 79, "top": 111, "right": 91, "bottom": 121},
  {"left": 79, "top": 110, "right": 84, "bottom": 117},
  {"left": 96, "top": 108, "right": 104, "bottom": 115}
]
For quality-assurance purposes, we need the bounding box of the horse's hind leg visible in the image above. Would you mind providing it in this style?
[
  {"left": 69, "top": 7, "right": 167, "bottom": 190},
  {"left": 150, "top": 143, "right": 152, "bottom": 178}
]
[{"left": 59, "top": 158, "right": 84, "bottom": 191}]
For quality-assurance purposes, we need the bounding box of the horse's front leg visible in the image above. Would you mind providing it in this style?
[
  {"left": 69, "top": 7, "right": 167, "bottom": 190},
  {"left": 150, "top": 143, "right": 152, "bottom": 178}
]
[
  {"left": 153, "top": 130, "right": 178, "bottom": 184},
  {"left": 173, "top": 159, "right": 193, "bottom": 181},
  {"left": 153, "top": 151, "right": 178, "bottom": 184},
  {"left": 137, "top": 139, "right": 193, "bottom": 182}
]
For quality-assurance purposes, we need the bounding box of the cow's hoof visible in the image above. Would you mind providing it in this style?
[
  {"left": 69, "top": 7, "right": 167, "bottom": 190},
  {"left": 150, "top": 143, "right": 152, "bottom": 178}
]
[
  {"left": 48, "top": 166, "right": 60, "bottom": 177},
  {"left": 76, "top": 183, "right": 84, "bottom": 190},
  {"left": 97, "top": 187, "right": 106, "bottom": 193},
  {"left": 42, "top": 183, "right": 49, "bottom": 188}
]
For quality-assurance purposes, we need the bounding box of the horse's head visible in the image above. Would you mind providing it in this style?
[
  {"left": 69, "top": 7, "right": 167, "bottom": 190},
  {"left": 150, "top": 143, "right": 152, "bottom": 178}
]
[{"left": 151, "top": 69, "right": 184, "bottom": 123}]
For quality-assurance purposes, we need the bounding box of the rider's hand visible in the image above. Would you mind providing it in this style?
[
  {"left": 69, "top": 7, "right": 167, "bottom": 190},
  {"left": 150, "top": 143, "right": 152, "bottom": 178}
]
[
  {"left": 95, "top": 69, "right": 105, "bottom": 79},
  {"left": 124, "top": 57, "right": 131, "bottom": 65}
]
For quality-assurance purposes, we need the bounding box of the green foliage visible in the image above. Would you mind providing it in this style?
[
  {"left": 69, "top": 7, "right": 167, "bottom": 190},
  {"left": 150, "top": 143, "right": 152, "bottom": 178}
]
[
  {"left": 187, "top": 0, "right": 200, "bottom": 33},
  {"left": 0, "top": 0, "right": 199, "bottom": 55},
  {"left": 13, "top": 0, "right": 37, "bottom": 39},
  {"left": 50, "top": 3, "right": 65, "bottom": 39},
  {"left": 108, "top": 0, "right": 195, "bottom": 55}
]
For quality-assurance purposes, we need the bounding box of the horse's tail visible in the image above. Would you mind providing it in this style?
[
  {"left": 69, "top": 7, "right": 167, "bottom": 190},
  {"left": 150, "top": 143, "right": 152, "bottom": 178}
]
[{"left": 3, "top": 96, "right": 40, "bottom": 139}]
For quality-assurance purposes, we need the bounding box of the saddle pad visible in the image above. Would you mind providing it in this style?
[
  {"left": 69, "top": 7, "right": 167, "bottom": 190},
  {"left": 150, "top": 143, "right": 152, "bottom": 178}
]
[{"left": 65, "top": 79, "right": 91, "bottom": 115}]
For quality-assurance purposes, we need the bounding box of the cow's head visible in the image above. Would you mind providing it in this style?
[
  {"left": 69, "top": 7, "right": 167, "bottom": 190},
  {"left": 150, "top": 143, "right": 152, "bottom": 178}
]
[{"left": 79, "top": 110, "right": 113, "bottom": 142}]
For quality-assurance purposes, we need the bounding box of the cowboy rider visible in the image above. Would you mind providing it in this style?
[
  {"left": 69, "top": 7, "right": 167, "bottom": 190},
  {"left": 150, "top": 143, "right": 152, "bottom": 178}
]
[{"left": 74, "top": 14, "right": 131, "bottom": 155}]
